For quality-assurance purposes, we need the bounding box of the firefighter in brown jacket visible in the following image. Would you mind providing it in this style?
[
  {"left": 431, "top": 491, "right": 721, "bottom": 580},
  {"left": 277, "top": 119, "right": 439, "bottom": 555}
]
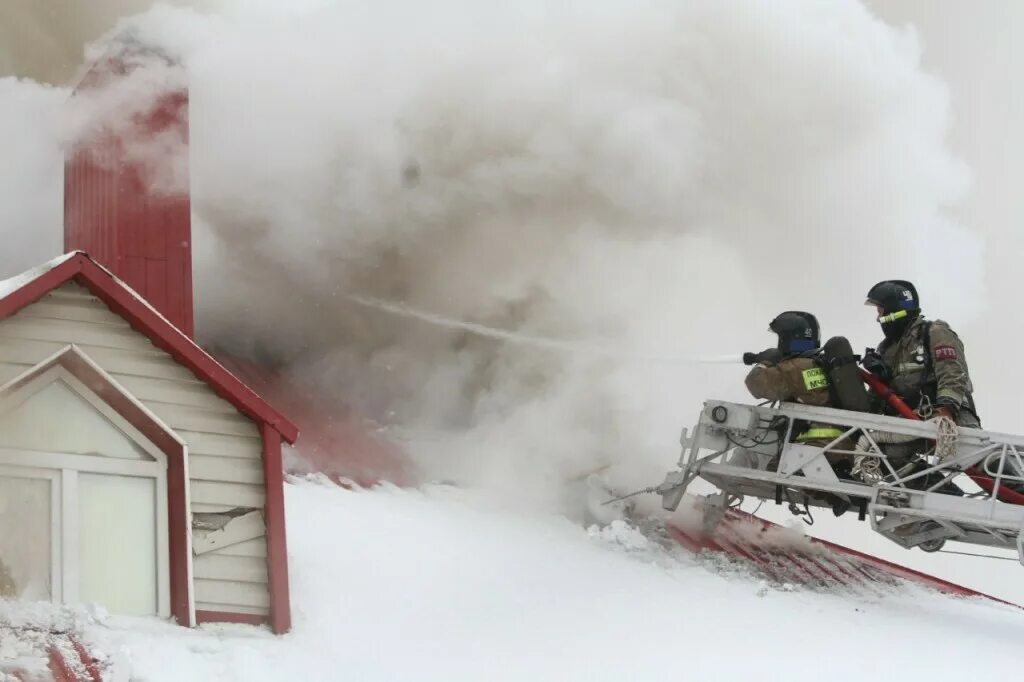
[
  {"left": 744, "top": 311, "right": 844, "bottom": 444},
  {"left": 740, "top": 312, "right": 861, "bottom": 513}
]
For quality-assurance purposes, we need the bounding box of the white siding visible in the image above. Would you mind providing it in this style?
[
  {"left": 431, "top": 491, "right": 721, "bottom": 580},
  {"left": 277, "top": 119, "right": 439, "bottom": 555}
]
[
  {"left": 176, "top": 431, "right": 262, "bottom": 459},
  {"left": 193, "top": 552, "right": 270, "bottom": 615},
  {"left": 213, "top": 538, "right": 267, "bottom": 558},
  {"left": 190, "top": 455, "right": 264, "bottom": 485},
  {"left": 193, "top": 602, "right": 269, "bottom": 617},
  {"left": 0, "top": 282, "right": 271, "bottom": 617},
  {"left": 194, "top": 579, "right": 270, "bottom": 609},
  {"left": 193, "top": 554, "right": 268, "bottom": 583}
]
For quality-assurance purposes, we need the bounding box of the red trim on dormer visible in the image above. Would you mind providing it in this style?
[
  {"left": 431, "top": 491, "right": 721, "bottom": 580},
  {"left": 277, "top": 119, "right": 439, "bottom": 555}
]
[{"left": 0, "top": 253, "right": 298, "bottom": 444}]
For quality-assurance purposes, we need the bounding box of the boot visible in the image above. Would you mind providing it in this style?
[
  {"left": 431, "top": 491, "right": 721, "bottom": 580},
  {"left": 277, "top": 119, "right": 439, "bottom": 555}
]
[{"left": 902, "top": 460, "right": 965, "bottom": 496}]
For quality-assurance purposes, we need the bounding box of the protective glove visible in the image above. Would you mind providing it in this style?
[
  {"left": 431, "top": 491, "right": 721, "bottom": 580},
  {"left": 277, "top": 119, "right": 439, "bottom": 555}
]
[{"left": 861, "top": 349, "right": 889, "bottom": 381}]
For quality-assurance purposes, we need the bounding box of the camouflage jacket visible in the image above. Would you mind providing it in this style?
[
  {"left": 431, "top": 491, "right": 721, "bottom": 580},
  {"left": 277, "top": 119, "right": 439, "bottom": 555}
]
[
  {"left": 745, "top": 356, "right": 831, "bottom": 407},
  {"left": 875, "top": 315, "right": 977, "bottom": 423}
]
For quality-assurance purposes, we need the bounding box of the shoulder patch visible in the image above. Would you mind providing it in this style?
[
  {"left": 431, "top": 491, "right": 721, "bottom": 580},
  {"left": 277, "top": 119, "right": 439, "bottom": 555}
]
[
  {"left": 801, "top": 367, "right": 829, "bottom": 391},
  {"left": 934, "top": 345, "right": 958, "bottom": 361}
]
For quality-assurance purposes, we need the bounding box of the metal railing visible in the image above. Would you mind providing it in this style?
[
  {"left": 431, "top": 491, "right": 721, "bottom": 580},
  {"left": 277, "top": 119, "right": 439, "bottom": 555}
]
[{"left": 658, "top": 400, "right": 1024, "bottom": 564}]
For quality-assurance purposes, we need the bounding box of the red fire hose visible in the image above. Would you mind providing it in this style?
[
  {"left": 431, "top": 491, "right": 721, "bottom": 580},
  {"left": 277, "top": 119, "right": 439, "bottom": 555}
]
[
  {"left": 858, "top": 369, "right": 919, "bottom": 421},
  {"left": 857, "top": 368, "right": 1024, "bottom": 505}
]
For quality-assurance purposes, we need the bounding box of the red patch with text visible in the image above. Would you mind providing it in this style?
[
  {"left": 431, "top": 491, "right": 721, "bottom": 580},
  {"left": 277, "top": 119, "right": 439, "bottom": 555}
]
[{"left": 934, "top": 345, "right": 958, "bottom": 361}]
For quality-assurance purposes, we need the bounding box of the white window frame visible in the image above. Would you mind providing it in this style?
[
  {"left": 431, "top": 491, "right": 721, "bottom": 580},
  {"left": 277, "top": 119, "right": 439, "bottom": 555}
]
[
  {"left": 0, "top": 364, "right": 171, "bottom": 617},
  {"left": 0, "top": 464, "right": 62, "bottom": 601},
  {"left": 0, "top": 364, "right": 165, "bottom": 461}
]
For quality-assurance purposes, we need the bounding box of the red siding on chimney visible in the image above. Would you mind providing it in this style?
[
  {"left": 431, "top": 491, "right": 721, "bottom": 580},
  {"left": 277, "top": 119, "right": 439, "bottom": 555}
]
[{"left": 64, "top": 77, "right": 194, "bottom": 337}]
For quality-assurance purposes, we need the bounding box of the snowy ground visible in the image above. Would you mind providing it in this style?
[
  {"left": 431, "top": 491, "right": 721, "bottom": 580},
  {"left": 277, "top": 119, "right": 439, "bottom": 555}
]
[{"left": 38, "top": 477, "right": 1019, "bottom": 681}]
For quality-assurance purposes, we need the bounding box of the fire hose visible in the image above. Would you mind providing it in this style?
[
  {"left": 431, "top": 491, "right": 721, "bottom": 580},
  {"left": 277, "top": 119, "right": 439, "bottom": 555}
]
[
  {"left": 857, "top": 369, "right": 1024, "bottom": 505},
  {"left": 852, "top": 369, "right": 929, "bottom": 481}
]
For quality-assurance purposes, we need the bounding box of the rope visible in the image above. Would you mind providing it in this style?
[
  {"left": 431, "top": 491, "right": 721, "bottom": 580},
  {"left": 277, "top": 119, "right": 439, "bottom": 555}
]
[
  {"left": 934, "top": 415, "right": 959, "bottom": 462},
  {"left": 851, "top": 431, "right": 923, "bottom": 483},
  {"left": 852, "top": 456, "right": 883, "bottom": 484}
]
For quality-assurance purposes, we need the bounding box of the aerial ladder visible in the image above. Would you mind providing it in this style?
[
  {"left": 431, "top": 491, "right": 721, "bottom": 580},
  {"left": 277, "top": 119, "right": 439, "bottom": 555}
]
[{"left": 656, "top": 374, "right": 1024, "bottom": 564}]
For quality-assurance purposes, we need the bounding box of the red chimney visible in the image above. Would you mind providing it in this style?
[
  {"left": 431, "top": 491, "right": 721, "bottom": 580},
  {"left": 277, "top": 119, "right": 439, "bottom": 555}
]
[{"left": 64, "top": 40, "right": 194, "bottom": 337}]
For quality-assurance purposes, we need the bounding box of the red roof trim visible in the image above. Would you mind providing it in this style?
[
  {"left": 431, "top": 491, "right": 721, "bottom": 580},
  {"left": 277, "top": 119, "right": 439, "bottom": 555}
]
[
  {"left": 0, "top": 253, "right": 298, "bottom": 443},
  {"left": 0, "top": 258, "right": 80, "bottom": 321},
  {"left": 262, "top": 423, "right": 292, "bottom": 634}
]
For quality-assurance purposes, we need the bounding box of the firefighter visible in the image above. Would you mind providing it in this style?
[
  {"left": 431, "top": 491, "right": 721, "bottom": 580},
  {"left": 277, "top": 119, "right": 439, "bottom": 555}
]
[
  {"left": 862, "top": 280, "right": 979, "bottom": 428},
  {"left": 744, "top": 311, "right": 837, "bottom": 435},
  {"left": 859, "top": 280, "right": 978, "bottom": 493},
  {"left": 743, "top": 312, "right": 857, "bottom": 455},
  {"left": 739, "top": 311, "right": 861, "bottom": 513}
]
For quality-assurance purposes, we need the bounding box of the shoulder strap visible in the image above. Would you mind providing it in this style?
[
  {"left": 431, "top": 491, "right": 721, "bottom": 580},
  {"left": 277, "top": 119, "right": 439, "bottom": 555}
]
[
  {"left": 919, "top": 320, "right": 937, "bottom": 404},
  {"left": 922, "top": 320, "right": 934, "bottom": 374}
]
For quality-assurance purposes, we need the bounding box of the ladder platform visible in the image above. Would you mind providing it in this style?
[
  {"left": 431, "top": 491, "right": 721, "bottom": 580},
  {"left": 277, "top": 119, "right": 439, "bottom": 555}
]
[{"left": 658, "top": 400, "right": 1024, "bottom": 563}]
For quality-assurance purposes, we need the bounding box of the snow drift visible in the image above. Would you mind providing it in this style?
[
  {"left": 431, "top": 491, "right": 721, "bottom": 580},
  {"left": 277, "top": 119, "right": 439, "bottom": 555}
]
[{"left": 56, "top": 480, "right": 1024, "bottom": 681}]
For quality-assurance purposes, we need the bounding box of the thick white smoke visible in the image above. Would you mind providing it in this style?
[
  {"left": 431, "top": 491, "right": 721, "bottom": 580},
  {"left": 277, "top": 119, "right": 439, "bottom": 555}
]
[
  {"left": 0, "top": 0, "right": 985, "bottom": 514},
  {"left": 0, "top": 78, "right": 65, "bottom": 273}
]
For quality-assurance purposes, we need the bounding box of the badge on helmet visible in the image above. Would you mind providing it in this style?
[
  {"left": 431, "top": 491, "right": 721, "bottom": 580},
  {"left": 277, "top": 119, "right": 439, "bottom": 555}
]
[
  {"left": 865, "top": 280, "right": 919, "bottom": 314},
  {"left": 865, "top": 279, "right": 920, "bottom": 337}
]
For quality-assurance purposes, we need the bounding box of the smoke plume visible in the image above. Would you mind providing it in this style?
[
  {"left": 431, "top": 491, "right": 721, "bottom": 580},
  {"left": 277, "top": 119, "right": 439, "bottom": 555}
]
[{"left": 0, "top": 0, "right": 984, "bottom": 513}]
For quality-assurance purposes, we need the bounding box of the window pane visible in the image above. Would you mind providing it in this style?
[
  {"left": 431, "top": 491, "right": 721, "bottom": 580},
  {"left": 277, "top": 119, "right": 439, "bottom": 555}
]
[
  {"left": 78, "top": 473, "right": 157, "bottom": 616},
  {"left": 0, "top": 474, "right": 52, "bottom": 601},
  {"left": 0, "top": 380, "right": 149, "bottom": 459}
]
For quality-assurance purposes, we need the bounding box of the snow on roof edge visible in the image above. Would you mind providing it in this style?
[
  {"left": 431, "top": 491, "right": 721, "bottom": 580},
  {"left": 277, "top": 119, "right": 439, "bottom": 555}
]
[
  {"left": 0, "top": 250, "right": 228, "bottom": 375},
  {"left": 0, "top": 251, "right": 298, "bottom": 441},
  {"left": 0, "top": 252, "right": 82, "bottom": 300}
]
